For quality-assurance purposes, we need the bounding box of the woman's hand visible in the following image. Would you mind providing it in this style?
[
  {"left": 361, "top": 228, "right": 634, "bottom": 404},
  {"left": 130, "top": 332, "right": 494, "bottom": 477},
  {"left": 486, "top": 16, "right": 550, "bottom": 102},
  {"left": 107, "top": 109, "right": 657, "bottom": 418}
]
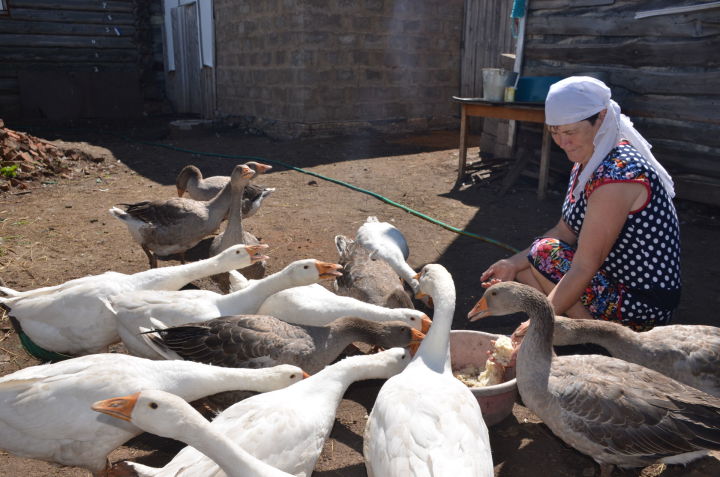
[{"left": 480, "top": 259, "right": 518, "bottom": 284}]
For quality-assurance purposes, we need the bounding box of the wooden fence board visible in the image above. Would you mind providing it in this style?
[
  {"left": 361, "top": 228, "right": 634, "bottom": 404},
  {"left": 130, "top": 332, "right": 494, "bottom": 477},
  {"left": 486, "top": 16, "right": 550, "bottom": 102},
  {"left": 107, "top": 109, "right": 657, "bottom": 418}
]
[
  {"left": 7, "top": 8, "right": 135, "bottom": 25},
  {"left": 0, "top": 47, "right": 137, "bottom": 64},
  {"left": 527, "top": 11, "right": 720, "bottom": 37},
  {"left": 0, "top": 20, "right": 136, "bottom": 36},
  {"left": 9, "top": 0, "right": 133, "bottom": 12},
  {"left": 0, "top": 33, "right": 135, "bottom": 49},
  {"left": 523, "top": 64, "right": 720, "bottom": 97},
  {"left": 623, "top": 94, "right": 720, "bottom": 124},
  {"left": 525, "top": 37, "right": 720, "bottom": 68}
]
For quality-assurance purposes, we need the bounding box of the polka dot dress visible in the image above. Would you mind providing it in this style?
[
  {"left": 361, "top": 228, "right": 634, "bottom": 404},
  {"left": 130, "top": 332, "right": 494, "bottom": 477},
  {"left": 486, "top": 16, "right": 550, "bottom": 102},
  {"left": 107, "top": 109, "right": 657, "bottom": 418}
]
[{"left": 561, "top": 142, "right": 681, "bottom": 328}]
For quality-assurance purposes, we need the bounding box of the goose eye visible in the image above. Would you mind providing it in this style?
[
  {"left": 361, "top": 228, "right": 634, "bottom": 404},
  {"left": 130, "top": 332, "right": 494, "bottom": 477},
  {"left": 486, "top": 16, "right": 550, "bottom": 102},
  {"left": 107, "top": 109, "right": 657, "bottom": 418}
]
[
  {"left": 410, "top": 317, "right": 416, "bottom": 321},
  {"left": 235, "top": 250, "right": 240, "bottom": 254},
  {"left": 149, "top": 402, "right": 158, "bottom": 409},
  {"left": 303, "top": 265, "right": 309, "bottom": 269},
  {"left": 290, "top": 373, "right": 296, "bottom": 379}
]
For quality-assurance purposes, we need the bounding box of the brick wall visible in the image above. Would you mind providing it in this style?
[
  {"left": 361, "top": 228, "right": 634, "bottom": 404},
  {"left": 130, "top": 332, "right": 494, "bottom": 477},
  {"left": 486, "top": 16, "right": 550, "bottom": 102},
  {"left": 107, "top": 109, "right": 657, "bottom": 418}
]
[{"left": 214, "top": 0, "right": 463, "bottom": 138}]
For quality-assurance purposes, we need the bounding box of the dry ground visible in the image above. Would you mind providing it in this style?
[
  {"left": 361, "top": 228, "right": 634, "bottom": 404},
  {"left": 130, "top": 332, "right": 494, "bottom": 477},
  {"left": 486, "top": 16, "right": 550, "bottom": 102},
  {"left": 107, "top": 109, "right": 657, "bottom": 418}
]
[{"left": 1, "top": 122, "right": 719, "bottom": 476}]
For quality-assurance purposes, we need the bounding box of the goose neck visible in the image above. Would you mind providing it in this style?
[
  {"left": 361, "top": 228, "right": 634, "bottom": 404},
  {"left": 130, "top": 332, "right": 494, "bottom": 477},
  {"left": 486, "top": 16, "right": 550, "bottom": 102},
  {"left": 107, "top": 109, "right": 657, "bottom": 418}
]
[
  {"left": 162, "top": 363, "right": 281, "bottom": 401},
  {"left": 516, "top": 298, "right": 554, "bottom": 393},
  {"left": 205, "top": 179, "right": 234, "bottom": 221},
  {"left": 218, "top": 182, "right": 249, "bottom": 250},
  {"left": 555, "top": 318, "right": 634, "bottom": 353},
  {"left": 413, "top": 294, "right": 454, "bottom": 372},
  {"left": 217, "top": 271, "right": 288, "bottom": 311},
  {"left": 176, "top": 414, "right": 286, "bottom": 477},
  {"left": 134, "top": 256, "right": 230, "bottom": 290}
]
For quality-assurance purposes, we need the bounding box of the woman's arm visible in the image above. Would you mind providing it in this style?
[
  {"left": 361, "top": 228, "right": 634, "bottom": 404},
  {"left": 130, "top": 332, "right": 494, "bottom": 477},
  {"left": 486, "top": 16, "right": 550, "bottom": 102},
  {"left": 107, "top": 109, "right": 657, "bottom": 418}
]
[
  {"left": 548, "top": 181, "right": 646, "bottom": 314},
  {"left": 480, "top": 218, "right": 578, "bottom": 283}
]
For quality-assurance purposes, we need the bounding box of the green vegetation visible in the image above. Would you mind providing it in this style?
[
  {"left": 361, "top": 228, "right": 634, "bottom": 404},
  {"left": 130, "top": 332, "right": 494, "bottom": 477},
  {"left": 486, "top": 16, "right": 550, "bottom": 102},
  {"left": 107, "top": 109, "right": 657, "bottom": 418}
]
[{"left": 0, "top": 164, "right": 18, "bottom": 178}]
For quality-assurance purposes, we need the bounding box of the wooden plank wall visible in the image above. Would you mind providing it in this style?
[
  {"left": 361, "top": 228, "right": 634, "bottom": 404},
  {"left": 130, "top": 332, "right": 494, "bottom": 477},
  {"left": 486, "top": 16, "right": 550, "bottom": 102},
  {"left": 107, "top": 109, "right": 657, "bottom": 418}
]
[
  {"left": 460, "top": 0, "right": 515, "bottom": 97},
  {"left": 0, "top": 0, "right": 164, "bottom": 119},
  {"left": 518, "top": 0, "right": 720, "bottom": 197}
]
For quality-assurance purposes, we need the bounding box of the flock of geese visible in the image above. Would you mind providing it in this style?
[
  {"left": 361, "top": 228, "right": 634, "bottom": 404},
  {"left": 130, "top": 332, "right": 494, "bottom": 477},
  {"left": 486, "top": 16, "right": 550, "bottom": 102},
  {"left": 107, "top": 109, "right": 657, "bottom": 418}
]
[{"left": 2, "top": 161, "right": 720, "bottom": 477}]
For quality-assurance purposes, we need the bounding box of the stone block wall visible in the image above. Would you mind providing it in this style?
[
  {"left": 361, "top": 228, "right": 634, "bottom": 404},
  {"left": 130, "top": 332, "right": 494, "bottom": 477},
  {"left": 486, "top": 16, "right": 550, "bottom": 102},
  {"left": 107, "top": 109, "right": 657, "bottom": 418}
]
[{"left": 214, "top": 0, "right": 464, "bottom": 138}]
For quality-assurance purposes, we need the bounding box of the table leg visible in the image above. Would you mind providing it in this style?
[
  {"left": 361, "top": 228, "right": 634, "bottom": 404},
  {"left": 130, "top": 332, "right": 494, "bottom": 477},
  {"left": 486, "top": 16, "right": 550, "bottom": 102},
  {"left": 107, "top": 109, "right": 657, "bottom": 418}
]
[
  {"left": 538, "top": 125, "right": 551, "bottom": 200},
  {"left": 456, "top": 104, "right": 468, "bottom": 186}
]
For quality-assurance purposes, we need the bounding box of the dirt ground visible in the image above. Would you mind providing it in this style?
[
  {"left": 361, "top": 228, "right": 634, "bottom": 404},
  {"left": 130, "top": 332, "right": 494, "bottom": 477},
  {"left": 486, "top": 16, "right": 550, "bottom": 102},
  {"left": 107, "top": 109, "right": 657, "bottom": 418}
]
[{"left": 1, "top": 122, "right": 719, "bottom": 477}]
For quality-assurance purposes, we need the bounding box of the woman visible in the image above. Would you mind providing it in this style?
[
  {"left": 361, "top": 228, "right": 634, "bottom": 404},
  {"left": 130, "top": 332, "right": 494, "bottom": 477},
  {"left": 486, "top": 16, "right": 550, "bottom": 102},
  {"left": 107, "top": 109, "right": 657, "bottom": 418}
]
[{"left": 480, "top": 76, "right": 681, "bottom": 331}]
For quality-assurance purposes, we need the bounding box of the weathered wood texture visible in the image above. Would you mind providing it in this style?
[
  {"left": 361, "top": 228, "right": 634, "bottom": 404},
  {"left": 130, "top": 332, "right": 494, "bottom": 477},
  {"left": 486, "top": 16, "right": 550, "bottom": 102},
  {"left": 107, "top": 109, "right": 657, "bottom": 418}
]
[
  {"left": 460, "top": 0, "right": 515, "bottom": 97},
  {"left": 0, "top": 0, "right": 165, "bottom": 119},
  {"left": 519, "top": 0, "right": 720, "bottom": 204}
]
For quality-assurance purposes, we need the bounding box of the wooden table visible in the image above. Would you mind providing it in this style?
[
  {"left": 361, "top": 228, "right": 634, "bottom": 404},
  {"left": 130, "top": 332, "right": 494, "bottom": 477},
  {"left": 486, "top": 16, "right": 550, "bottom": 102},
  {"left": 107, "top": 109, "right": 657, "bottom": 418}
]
[{"left": 453, "top": 97, "right": 552, "bottom": 199}]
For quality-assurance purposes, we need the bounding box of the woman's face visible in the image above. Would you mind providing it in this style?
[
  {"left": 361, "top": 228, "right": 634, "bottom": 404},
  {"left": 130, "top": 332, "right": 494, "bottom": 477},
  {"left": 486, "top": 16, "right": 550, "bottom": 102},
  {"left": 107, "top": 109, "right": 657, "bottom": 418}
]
[{"left": 548, "top": 111, "right": 605, "bottom": 165}]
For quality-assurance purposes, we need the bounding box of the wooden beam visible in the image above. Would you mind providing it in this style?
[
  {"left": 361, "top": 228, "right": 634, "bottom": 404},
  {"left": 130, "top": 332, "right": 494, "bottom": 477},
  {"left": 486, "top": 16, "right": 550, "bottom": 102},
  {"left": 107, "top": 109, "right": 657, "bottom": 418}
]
[
  {"left": 0, "top": 33, "right": 135, "bottom": 49},
  {"left": 0, "top": 20, "right": 136, "bottom": 36},
  {"left": 525, "top": 37, "right": 720, "bottom": 68},
  {"left": 10, "top": 0, "right": 133, "bottom": 12},
  {"left": 0, "top": 47, "right": 137, "bottom": 64},
  {"left": 7, "top": 8, "right": 134, "bottom": 25},
  {"left": 623, "top": 95, "right": 720, "bottom": 125},
  {"left": 673, "top": 174, "right": 720, "bottom": 207},
  {"left": 635, "top": 2, "right": 720, "bottom": 19},
  {"left": 527, "top": 11, "right": 720, "bottom": 38}
]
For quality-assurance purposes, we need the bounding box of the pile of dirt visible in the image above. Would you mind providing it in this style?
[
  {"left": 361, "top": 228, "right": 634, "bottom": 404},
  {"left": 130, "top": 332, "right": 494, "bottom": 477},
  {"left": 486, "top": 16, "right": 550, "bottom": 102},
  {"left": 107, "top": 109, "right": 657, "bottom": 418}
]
[{"left": 0, "top": 120, "right": 105, "bottom": 192}]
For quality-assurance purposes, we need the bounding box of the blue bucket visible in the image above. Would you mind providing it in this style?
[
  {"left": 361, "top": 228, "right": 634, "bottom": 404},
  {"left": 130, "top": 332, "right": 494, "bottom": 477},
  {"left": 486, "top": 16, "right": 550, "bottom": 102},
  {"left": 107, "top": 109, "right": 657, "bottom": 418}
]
[{"left": 515, "top": 76, "right": 564, "bottom": 103}]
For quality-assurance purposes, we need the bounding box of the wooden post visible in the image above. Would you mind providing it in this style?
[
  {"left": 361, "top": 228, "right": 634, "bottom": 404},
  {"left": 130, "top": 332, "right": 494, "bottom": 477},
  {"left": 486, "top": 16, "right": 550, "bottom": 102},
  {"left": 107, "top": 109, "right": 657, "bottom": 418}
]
[
  {"left": 537, "top": 125, "right": 552, "bottom": 200},
  {"left": 456, "top": 104, "right": 469, "bottom": 186}
]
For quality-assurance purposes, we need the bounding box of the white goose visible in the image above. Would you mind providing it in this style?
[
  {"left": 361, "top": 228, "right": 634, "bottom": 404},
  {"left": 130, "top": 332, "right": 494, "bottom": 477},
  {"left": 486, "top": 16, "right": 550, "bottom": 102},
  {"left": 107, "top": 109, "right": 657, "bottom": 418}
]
[
  {"left": 471, "top": 281, "right": 720, "bottom": 477},
  {"left": 354, "top": 216, "right": 419, "bottom": 294},
  {"left": 0, "top": 244, "right": 267, "bottom": 356},
  {"left": 113, "top": 347, "right": 411, "bottom": 477},
  {"left": 110, "top": 164, "right": 254, "bottom": 268},
  {"left": 109, "top": 259, "right": 343, "bottom": 359},
  {"left": 549, "top": 316, "right": 720, "bottom": 397},
  {"left": 0, "top": 353, "right": 305, "bottom": 476},
  {"left": 176, "top": 163, "right": 275, "bottom": 219},
  {"left": 332, "top": 234, "right": 414, "bottom": 308},
  {"left": 363, "top": 264, "right": 493, "bottom": 476},
  {"left": 92, "top": 390, "right": 293, "bottom": 477},
  {"left": 257, "top": 283, "right": 431, "bottom": 333}
]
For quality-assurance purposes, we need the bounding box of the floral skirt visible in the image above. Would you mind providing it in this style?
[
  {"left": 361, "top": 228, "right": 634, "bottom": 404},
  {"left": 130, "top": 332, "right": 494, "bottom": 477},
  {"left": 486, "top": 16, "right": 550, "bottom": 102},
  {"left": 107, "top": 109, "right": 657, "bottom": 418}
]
[{"left": 528, "top": 237, "right": 672, "bottom": 331}]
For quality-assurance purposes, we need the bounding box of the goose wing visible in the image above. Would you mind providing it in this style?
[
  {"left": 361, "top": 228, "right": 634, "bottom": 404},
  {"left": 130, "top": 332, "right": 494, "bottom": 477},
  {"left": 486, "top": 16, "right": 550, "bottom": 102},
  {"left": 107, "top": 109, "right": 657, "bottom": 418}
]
[
  {"left": 150, "top": 315, "right": 314, "bottom": 368},
  {"left": 548, "top": 355, "right": 720, "bottom": 461}
]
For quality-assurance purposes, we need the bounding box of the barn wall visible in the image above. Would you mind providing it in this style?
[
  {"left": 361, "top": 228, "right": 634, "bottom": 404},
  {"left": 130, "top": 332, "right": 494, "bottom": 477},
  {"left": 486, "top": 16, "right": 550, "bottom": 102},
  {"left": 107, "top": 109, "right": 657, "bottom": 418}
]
[
  {"left": 517, "top": 0, "right": 720, "bottom": 201},
  {"left": 214, "top": 0, "right": 464, "bottom": 138},
  {"left": 0, "top": 0, "right": 166, "bottom": 120}
]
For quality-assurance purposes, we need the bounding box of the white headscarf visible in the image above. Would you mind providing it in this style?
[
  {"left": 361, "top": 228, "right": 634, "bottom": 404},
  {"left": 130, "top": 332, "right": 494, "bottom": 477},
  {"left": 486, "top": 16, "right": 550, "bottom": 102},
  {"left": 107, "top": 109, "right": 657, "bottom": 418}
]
[{"left": 545, "top": 76, "right": 674, "bottom": 200}]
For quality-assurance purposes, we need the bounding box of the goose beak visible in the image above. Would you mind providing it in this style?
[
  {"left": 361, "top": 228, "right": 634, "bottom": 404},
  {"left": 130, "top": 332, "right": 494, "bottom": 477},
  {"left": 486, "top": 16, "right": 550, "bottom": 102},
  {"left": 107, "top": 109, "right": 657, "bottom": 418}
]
[
  {"left": 412, "top": 272, "right": 421, "bottom": 280},
  {"left": 467, "top": 297, "right": 490, "bottom": 322},
  {"left": 420, "top": 315, "right": 432, "bottom": 334},
  {"left": 246, "top": 244, "right": 270, "bottom": 263},
  {"left": 408, "top": 329, "right": 425, "bottom": 356},
  {"left": 176, "top": 187, "right": 186, "bottom": 197},
  {"left": 302, "top": 371, "right": 311, "bottom": 379},
  {"left": 91, "top": 392, "right": 140, "bottom": 422},
  {"left": 315, "top": 261, "right": 343, "bottom": 279},
  {"left": 247, "top": 162, "right": 272, "bottom": 175}
]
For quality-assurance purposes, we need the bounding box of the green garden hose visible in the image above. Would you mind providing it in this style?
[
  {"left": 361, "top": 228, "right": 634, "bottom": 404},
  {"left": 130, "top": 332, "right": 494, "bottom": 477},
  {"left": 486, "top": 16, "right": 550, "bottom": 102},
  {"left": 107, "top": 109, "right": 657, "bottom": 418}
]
[{"left": 118, "top": 134, "right": 520, "bottom": 254}]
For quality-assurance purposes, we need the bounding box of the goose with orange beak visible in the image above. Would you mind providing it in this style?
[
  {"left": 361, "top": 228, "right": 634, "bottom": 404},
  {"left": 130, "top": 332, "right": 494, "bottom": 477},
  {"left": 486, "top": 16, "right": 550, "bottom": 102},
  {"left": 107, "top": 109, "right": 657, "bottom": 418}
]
[{"left": 364, "top": 264, "right": 493, "bottom": 476}]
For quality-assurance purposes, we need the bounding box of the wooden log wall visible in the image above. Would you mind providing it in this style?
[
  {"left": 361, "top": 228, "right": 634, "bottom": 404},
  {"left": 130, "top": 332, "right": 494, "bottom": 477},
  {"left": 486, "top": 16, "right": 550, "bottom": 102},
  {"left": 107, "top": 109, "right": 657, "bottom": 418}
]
[
  {"left": 0, "top": 0, "right": 165, "bottom": 119},
  {"left": 518, "top": 0, "right": 720, "bottom": 204}
]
